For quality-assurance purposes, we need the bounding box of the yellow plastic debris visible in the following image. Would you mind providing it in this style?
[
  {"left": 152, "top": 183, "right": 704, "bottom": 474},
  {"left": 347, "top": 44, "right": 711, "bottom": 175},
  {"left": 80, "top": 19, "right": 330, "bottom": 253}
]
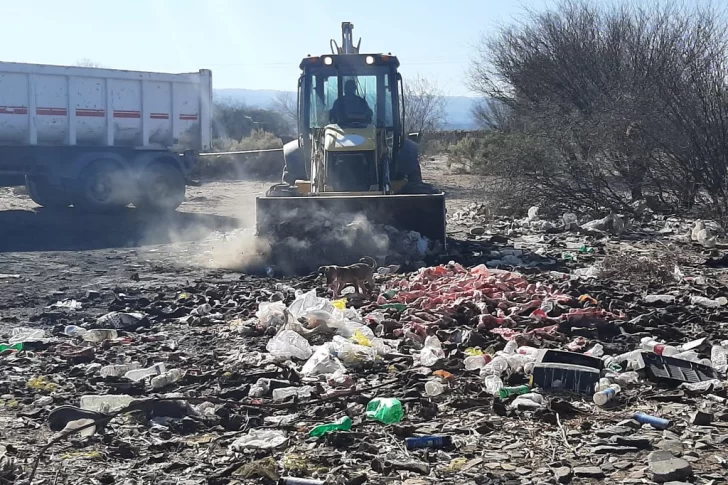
[
  {"left": 351, "top": 329, "right": 372, "bottom": 347},
  {"left": 464, "top": 347, "right": 484, "bottom": 356},
  {"left": 27, "top": 376, "right": 58, "bottom": 392},
  {"left": 444, "top": 457, "right": 468, "bottom": 473},
  {"left": 332, "top": 298, "right": 347, "bottom": 309}
]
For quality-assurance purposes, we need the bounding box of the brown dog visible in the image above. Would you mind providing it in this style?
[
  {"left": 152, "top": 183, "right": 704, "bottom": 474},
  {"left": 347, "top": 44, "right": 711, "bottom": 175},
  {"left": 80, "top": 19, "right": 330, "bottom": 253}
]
[{"left": 319, "top": 256, "right": 377, "bottom": 298}]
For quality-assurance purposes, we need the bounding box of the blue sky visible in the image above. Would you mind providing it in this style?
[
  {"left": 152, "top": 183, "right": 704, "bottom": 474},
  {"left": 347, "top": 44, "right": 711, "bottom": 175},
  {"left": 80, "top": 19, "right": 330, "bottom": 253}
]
[{"left": 1, "top": 0, "right": 586, "bottom": 96}]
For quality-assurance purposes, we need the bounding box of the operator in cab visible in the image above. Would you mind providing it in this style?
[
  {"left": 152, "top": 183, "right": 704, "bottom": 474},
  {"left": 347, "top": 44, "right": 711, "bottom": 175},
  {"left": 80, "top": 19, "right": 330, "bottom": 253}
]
[{"left": 329, "top": 79, "right": 373, "bottom": 124}]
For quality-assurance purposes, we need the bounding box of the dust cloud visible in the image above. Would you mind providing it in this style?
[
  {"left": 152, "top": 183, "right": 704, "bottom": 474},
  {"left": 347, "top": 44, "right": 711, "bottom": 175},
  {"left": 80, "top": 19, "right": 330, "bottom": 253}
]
[{"left": 136, "top": 193, "right": 431, "bottom": 276}]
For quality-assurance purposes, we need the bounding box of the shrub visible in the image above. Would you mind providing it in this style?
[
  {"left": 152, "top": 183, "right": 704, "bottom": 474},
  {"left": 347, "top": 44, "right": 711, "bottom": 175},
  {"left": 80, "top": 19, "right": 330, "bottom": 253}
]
[{"left": 197, "top": 130, "right": 284, "bottom": 180}]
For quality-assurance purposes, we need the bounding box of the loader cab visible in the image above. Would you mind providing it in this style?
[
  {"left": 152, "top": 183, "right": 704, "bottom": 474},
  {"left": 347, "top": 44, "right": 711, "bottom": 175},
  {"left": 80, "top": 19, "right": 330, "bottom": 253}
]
[{"left": 297, "top": 53, "right": 405, "bottom": 192}]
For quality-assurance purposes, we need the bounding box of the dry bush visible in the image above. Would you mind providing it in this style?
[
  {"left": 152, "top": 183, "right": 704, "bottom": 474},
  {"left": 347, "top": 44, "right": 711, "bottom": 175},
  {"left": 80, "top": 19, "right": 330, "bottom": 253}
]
[
  {"left": 198, "top": 130, "right": 284, "bottom": 180},
  {"left": 600, "top": 249, "right": 680, "bottom": 285},
  {"left": 468, "top": 0, "right": 728, "bottom": 220}
]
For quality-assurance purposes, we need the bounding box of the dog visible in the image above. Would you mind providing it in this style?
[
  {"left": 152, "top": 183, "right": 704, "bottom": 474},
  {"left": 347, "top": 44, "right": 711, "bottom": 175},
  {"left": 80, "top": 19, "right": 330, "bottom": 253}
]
[{"left": 319, "top": 256, "right": 377, "bottom": 298}]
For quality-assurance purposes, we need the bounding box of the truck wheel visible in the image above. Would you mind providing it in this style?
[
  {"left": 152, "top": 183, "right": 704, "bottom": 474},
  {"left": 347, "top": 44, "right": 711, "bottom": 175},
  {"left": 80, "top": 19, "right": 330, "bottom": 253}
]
[
  {"left": 74, "top": 161, "right": 130, "bottom": 212},
  {"left": 134, "top": 163, "right": 185, "bottom": 212},
  {"left": 25, "top": 176, "right": 70, "bottom": 209}
]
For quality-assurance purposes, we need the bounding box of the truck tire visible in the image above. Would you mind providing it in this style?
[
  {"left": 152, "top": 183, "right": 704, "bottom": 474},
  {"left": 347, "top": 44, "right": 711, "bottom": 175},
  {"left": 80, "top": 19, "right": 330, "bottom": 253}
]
[
  {"left": 73, "top": 161, "right": 130, "bottom": 212},
  {"left": 134, "top": 163, "right": 185, "bottom": 212},
  {"left": 25, "top": 176, "right": 70, "bottom": 209}
]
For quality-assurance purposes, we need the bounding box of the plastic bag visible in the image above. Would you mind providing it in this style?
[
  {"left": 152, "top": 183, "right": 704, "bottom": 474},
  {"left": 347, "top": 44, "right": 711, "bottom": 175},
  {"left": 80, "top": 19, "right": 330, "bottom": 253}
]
[
  {"left": 330, "top": 336, "right": 377, "bottom": 364},
  {"left": 301, "top": 346, "right": 347, "bottom": 377},
  {"left": 288, "top": 289, "right": 334, "bottom": 320},
  {"left": 256, "top": 301, "right": 288, "bottom": 328},
  {"left": 266, "top": 330, "right": 313, "bottom": 360},
  {"left": 229, "top": 429, "right": 288, "bottom": 451},
  {"left": 419, "top": 335, "right": 445, "bottom": 367},
  {"left": 9, "top": 327, "right": 47, "bottom": 344}
]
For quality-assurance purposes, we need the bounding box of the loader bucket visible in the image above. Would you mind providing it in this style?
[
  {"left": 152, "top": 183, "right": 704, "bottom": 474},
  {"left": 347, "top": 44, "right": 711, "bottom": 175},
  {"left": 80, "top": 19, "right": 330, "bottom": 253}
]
[{"left": 255, "top": 193, "right": 446, "bottom": 274}]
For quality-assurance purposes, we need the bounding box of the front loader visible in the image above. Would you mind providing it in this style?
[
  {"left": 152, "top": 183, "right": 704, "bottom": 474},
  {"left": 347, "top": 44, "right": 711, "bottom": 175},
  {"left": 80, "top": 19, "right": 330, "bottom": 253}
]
[{"left": 255, "top": 22, "right": 446, "bottom": 268}]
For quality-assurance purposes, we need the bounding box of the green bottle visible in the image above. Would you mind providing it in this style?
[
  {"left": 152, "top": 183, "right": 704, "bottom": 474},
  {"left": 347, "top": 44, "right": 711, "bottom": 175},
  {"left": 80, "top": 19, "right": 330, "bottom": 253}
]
[
  {"left": 498, "top": 385, "right": 530, "bottom": 399},
  {"left": 366, "top": 397, "right": 404, "bottom": 424},
  {"left": 380, "top": 303, "right": 407, "bottom": 312},
  {"left": 309, "top": 416, "right": 352, "bottom": 437},
  {"left": 0, "top": 343, "right": 23, "bottom": 352}
]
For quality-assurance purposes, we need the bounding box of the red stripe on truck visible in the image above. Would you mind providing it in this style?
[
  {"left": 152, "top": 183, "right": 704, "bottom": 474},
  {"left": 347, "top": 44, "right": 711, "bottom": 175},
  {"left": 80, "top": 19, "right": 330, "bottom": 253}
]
[
  {"left": 0, "top": 107, "right": 190, "bottom": 120},
  {"left": 113, "top": 111, "right": 141, "bottom": 119},
  {"left": 37, "top": 108, "right": 68, "bottom": 116},
  {"left": 0, "top": 106, "right": 29, "bottom": 115},
  {"left": 76, "top": 109, "right": 105, "bottom": 117}
]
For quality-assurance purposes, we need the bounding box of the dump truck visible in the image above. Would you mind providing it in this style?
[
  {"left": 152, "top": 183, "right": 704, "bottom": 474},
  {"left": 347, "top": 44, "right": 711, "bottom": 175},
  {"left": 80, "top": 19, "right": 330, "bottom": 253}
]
[
  {"left": 0, "top": 61, "right": 212, "bottom": 211},
  {"left": 255, "top": 23, "right": 447, "bottom": 254}
]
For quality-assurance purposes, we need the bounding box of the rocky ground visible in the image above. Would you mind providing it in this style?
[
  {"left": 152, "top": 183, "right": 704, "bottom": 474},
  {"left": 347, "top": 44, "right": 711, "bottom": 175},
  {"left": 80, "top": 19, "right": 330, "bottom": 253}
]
[{"left": 1, "top": 159, "right": 728, "bottom": 485}]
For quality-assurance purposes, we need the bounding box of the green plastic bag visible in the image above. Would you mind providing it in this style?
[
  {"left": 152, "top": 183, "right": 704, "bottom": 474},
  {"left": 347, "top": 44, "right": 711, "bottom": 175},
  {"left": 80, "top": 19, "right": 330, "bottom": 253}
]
[
  {"left": 366, "top": 397, "right": 403, "bottom": 424},
  {"left": 309, "top": 416, "right": 352, "bottom": 437}
]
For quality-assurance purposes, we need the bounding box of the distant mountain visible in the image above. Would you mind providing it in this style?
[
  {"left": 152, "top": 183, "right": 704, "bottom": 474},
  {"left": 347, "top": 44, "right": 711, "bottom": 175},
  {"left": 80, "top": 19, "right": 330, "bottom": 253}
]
[{"left": 214, "top": 88, "right": 479, "bottom": 130}]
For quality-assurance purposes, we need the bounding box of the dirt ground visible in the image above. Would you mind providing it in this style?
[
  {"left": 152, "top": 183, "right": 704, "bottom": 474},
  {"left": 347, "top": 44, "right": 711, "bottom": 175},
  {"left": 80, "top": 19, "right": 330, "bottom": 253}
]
[{"left": 0, "top": 157, "right": 478, "bottom": 329}]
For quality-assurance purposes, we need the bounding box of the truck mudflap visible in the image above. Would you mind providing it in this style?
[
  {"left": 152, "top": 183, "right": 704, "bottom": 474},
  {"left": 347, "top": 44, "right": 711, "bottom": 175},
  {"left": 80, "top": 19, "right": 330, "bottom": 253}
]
[{"left": 255, "top": 193, "right": 447, "bottom": 248}]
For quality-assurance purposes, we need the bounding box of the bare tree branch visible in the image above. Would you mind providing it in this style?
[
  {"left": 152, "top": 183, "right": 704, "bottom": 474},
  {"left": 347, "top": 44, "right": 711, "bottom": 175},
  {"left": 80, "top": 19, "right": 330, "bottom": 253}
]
[{"left": 403, "top": 75, "right": 448, "bottom": 134}]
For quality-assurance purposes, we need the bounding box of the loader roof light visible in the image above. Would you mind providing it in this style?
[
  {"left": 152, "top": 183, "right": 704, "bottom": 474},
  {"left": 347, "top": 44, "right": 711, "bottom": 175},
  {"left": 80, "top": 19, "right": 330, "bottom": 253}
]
[
  {"left": 365, "top": 55, "right": 375, "bottom": 65},
  {"left": 324, "top": 56, "right": 333, "bottom": 65}
]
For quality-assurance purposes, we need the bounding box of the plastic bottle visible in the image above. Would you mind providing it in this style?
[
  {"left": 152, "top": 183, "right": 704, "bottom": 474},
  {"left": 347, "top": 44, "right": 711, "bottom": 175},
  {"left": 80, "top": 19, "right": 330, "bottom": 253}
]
[
  {"left": 593, "top": 384, "right": 621, "bottom": 406},
  {"left": 498, "top": 384, "right": 530, "bottom": 399},
  {"left": 100, "top": 363, "right": 141, "bottom": 378},
  {"left": 150, "top": 369, "right": 185, "bottom": 389},
  {"left": 249, "top": 378, "right": 271, "bottom": 398},
  {"left": 0, "top": 343, "right": 23, "bottom": 352},
  {"left": 633, "top": 412, "right": 670, "bottom": 430},
  {"left": 690, "top": 296, "right": 728, "bottom": 308},
  {"left": 503, "top": 340, "right": 518, "bottom": 355},
  {"left": 711, "top": 345, "right": 728, "bottom": 373},
  {"left": 124, "top": 363, "right": 166, "bottom": 382},
  {"left": 672, "top": 350, "right": 701, "bottom": 363},
  {"left": 80, "top": 394, "right": 136, "bottom": 413},
  {"left": 612, "top": 371, "right": 640, "bottom": 387},
  {"left": 505, "top": 352, "right": 524, "bottom": 371},
  {"left": 595, "top": 377, "right": 613, "bottom": 392},
  {"left": 425, "top": 380, "right": 445, "bottom": 397},
  {"left": 644, "top": 294, "right": 676, "bottom": 304},
  {"left": 481, "top": 355, "right": 509, "bottom": 376},
  {"left": 83, "top": 329, "right": 118, "bottom": 343},
  {"left": 64, "top": 325, "right": 88, "bottom": 338},
  {"left": 405, "top": 435, "right": 453, "bottom": 450},
  {"left": 191, "top": 303, "right": 212, "bottom": 316},
  {"left": 517, "top": 346, "right": 540, "bottom": 357},
  {"left": 484, "top": 374, "right": 504, "bottom": 396},
  {"left": 563, "top": 213, "right": 578, "bottom": 226},
  {"left": 365, "top": 397, "right": 403, "bottom": 424},
  {"left": 464, "top": 354, "right": 490, "bottom": 370},
  {"left": 509, "top": 392, "right": 545, "bottom": 409},
  {"left": 309, "top": 416, "right": 352, "bottom": 437},
  {"left": 272, "top": 386, "right": 313, "bottom": 401},
  {"left": 640, "top": 338, "right": 678, "bottom": 356},
  {"left": 585, "top": 343, "right": 604, "bottom": 358}
]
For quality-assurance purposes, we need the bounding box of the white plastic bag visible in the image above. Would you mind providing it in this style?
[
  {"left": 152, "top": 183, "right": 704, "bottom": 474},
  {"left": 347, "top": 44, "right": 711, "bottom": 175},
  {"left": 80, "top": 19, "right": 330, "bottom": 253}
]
[
  {"left": 266, "top": 329, "right": 313, "bottom": 360},
  {"left": 256, "top": 301, "right": 288, "bottom": 328},
  {"left": 419, "top": 335, "right": 445, "bottom": 367},
  {"left": 301, "top": 345, "right": 347, "bottom": 377}
]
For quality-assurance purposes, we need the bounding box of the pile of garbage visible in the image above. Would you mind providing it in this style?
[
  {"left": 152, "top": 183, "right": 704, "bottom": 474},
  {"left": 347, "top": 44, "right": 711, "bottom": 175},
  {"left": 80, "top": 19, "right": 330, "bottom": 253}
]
[{"left": 5, "top": 216, "right": 728, "bottom": 483}]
